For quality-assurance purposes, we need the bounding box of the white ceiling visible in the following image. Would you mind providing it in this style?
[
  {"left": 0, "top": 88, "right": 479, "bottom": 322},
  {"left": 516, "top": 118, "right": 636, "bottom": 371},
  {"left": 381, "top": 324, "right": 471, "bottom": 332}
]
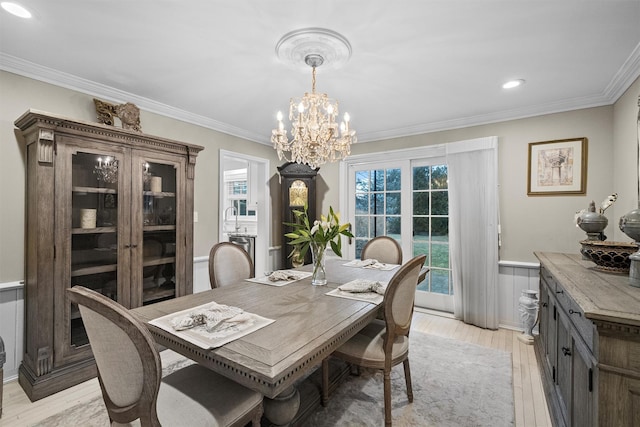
[{"left": 1, "top": 1, "right": 639, "bottom": 145}]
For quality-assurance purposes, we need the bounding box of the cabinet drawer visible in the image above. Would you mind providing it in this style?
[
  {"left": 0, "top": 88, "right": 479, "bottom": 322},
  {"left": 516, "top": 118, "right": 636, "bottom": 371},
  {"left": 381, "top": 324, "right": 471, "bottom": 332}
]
[
  {"left": 555, "top": 280, "right": 595, "bottom": 352},
  {"left": 540, "top": 266, "right": 557, "bottom": 292}
]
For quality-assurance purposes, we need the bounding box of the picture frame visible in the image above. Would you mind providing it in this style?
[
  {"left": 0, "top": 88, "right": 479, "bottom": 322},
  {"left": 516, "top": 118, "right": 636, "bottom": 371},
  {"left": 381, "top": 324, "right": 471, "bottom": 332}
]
[{"left": 527, "top": 137, "right": 587, "bottom": 196}]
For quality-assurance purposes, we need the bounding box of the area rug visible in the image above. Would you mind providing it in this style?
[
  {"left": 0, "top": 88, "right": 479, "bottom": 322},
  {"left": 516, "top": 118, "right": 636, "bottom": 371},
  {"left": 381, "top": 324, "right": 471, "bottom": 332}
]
[{"left": 35, "top": 332, "right": 514, "bottom": 427}]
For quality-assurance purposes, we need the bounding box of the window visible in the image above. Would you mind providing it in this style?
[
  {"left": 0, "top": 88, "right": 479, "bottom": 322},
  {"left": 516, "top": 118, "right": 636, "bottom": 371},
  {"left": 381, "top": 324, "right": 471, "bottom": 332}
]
[
  {"left": 412, "top": 164, "right": 451, "bottom": 295},
  {"left": 224, "top": 168, "right": 255, "bottom": 218},
  {"left": 344, "top": 145, "right": 454, "bottom": 312},
  {"left": 354, "top": 168, "right": 402, "bottom": 258}
]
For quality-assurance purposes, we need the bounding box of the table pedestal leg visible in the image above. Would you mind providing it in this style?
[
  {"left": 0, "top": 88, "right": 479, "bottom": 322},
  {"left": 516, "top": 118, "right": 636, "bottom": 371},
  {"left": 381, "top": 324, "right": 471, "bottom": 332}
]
[{"left": 263, "top": 386, "right": 301, "bottom": 426}]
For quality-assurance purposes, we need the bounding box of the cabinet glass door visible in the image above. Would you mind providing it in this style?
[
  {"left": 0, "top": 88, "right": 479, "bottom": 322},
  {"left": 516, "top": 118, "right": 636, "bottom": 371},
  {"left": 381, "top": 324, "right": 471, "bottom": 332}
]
[
  {"left": 134, "top": 156, "right": 181, "bottom": 306},
  {"left": 67, "top": 149, "right": 125, "bottom": 350}
]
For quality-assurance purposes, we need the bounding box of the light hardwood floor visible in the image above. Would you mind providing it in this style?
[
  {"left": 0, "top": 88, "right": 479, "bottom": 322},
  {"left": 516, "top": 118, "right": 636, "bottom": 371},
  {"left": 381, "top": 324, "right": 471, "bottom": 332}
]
[{"left": 1, "top": 310, "right": 551, "bottom": 426}]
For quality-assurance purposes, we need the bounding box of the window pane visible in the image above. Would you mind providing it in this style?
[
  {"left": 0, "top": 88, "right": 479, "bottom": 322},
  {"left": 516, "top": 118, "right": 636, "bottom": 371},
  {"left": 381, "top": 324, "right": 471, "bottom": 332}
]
[
  {"left": 413, "top": 192, "right": 430, "bottom": 215},
  {"left": 356, "top": 171, "right": 370, "bottom": 192},
  {"left": 386, "top": 193, "right": 401, "bottom": 215},
  {"left": 386, "top": 216, "right": 401, "bottom": 236},
  {"left": 355, "top": 193, "right": 368, "bottom": 214},
  {"left": 355, "top": 239, "right": 366, "bottom": 259},
  {"left": 431, "top": 191, "right": 449, "bottom": 215},
  {"left": 431, "top": 217, "right": 449, "bottom": 240},
  {"left": 431, "top": 165, "right": 448, "bottom": 189},
  {"left": 431, "top": 269, "right": 450, "bottom": 294},
  {"left": 374, "top": 216, "right": 384, "bottom": 237},
  {"left": 413, "top": 237, "right": 429, "bottom": 258},
  {"left": 386, "top": 168, "right": 401, "bottom": 191},
  {"left": 413, "top": 166, "right": 430, "bottom": 190},
  {"left": 373, "top": 170, "right": 384, "bottom": 191},
  {"left": 413, "top": 217, "right": 429, "bottom": 237},
  {"left": 431, "top": 243, "right": 449, "bottom": 268},
  {"left": 355, "top": 216, "right": 369, "bottom": 237},
  {"left": 373, "top": 193, "right": 384, "bottom": 214}
]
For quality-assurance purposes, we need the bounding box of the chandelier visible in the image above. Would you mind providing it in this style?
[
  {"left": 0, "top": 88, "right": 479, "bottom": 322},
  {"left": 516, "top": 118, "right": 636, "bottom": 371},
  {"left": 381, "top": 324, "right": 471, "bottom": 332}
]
[
  {"left": 94, "top": 156, "right": 118, "bottom": 184},
  {"left": 271, "top": 29, "right": 356, "bottom": 169}
]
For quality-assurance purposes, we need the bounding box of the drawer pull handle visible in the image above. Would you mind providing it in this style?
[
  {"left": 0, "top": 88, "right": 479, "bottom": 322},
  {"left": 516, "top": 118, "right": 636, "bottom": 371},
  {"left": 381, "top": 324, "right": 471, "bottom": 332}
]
[
  {"left": 556, "top": 290, "right": 564, "bottom": 294},
  {"left": 562, "top": 347, "right": 572, "bottom": 356},
  {"left": 568, "top": 309, "right": 582, "bottom": 317}
]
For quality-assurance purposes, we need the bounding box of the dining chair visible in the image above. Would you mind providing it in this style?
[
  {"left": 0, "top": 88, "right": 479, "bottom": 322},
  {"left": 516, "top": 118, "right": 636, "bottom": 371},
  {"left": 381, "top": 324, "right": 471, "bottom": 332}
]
[
  {"left": 321, "top": 254, "right": 426, "bottom": 427},
  {"left": 360, "top": 236, "right": 403, "bottom": 264},
  {"left": 209, "top": 241, "right": 255, "bottom": 288},
  {"left": 67, "top": 286, "right": 263, "bottom": 427}
]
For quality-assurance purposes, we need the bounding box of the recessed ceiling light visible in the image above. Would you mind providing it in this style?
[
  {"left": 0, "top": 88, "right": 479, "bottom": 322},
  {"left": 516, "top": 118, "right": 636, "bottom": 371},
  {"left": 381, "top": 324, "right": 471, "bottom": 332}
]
[
  {"left": 1, "top": 2, "right": 32, "bottom": 18},
  {"left": 502, "top": 79, "right": 525, "bottom": 89}
]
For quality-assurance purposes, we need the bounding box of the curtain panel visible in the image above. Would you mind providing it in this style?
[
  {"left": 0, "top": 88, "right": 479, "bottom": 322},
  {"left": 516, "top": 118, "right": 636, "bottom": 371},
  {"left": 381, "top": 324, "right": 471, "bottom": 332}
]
[{"left": 446, "top": 137, "right": 500, "bottom": 329}]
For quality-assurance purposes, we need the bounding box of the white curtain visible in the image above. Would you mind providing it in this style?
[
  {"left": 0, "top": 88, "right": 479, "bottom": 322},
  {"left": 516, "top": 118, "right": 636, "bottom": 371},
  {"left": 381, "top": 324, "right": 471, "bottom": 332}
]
[{"left": 446, "top": 137, "right": 500, "bottom": 329}]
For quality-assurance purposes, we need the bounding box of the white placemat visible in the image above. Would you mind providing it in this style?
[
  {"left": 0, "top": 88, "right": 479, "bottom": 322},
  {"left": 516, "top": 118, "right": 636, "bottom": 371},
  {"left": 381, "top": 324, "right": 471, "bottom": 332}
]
[
  {"left": 245, "top": 270, "right": 312, "bottom": 286},
  {"left": 342, "top": 259, "right": 399, "bottom": 271},
  {"left": 149, "top": 302, "right": 274, "bottom": 349},
  {"left": 325, "top": 283, "right": 387, "bottom": 305}
]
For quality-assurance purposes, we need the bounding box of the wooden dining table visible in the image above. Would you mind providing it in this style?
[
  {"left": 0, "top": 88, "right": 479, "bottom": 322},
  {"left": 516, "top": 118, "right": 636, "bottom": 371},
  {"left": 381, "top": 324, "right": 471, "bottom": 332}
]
[{"left": 131, "top": 258, "right": 426, "bottom": 426}]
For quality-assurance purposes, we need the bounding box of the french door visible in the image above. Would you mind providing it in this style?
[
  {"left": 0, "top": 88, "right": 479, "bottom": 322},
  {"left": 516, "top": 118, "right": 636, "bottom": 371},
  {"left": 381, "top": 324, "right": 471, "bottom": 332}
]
[{"left": 346, "top": 157, "right": 453, "bottom": 312}]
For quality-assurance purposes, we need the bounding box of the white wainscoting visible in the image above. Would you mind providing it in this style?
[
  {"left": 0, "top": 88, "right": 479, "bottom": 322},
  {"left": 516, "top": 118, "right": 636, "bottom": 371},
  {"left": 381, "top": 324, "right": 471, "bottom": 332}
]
[
  {"left": 1, "top": 255, "right": 539, "bottom": 384},
  {"left": 498, "top": 260, "right": 541, "bottom": 330},
  {"left": 0, "top": 281, "right": 24, "bottom": 382}
]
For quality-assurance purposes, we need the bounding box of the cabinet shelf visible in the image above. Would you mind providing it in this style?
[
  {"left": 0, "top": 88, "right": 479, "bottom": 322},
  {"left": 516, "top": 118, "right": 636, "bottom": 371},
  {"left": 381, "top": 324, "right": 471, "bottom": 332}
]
[
  {"left": 72, "top": 226, "right": 117, "bottom": 234},
  {"left": 143, "top": 190, "right": 175, "bottom": 198},
  {"left": 72, "top": 186, "right": 117, "bottom": 194},
  {"left": 71, "top": 263, "right": 118, "bottom": 277},
  {"left": 143, "top": 256, "right": 175, "bottom": 267},
  {"left": 144, "top": 225, "right": 176, "bottom": 232},
  {"left": 143, "top": 285, "right": 176, "bottom": 304}
]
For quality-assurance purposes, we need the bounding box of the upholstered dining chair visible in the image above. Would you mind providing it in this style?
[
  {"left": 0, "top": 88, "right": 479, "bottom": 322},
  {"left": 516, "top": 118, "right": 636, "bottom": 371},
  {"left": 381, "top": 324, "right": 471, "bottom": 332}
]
[
  {"left": 67, "top": 286, "right": 263, "bottom": 427},
  {"left": 360, "top": 236, "right": 403, "bottom": 264},
  {"left": 209, "top": 242, "right": 255, "bottom": 288},
  {"left": 321, "top": 254, "right": 426, "bottom": 427}
]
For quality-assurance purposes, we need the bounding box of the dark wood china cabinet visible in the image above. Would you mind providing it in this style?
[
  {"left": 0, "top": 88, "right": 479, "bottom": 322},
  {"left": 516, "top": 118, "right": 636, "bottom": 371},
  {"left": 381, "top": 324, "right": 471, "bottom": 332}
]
[{"left": 15, "top": 110, "right": 203, "bottom": 400}]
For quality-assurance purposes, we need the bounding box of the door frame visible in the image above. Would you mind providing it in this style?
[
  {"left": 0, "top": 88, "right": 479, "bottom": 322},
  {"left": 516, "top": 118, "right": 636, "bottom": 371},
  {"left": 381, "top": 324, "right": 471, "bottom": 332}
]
[
  {"left": 218, "top": 150, "right": 270, "bottom": 277},
  {"left": 339, "top": 144, "right": 454, "bottom": 312}
]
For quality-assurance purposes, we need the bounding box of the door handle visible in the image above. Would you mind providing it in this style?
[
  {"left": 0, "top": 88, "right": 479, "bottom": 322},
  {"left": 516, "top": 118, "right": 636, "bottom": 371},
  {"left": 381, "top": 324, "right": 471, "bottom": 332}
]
[
  {"left": 348, "top": 223, "right": 352, "bottom": 244},
  {"left": 562, "top": 346, "right": 571, "bottom": 356}
]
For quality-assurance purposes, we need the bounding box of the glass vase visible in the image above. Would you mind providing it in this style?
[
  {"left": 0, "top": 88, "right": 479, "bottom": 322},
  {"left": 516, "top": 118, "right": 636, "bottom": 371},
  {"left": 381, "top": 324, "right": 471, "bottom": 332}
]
[{"left": 310, "top": 241, "right": 327, "bottom": 285}]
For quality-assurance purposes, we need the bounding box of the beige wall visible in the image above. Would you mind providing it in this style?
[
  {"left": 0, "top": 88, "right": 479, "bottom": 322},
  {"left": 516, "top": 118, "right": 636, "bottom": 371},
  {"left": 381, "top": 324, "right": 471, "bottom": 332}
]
[
  {"left": 1, "top": 70, "right": 638, "bottom": 281},
  {"left": 319, "top": 77, "right": 639, "bottom": 263},
  {"left": 0, "top": 70, "right": 282, "bottom": 282}
]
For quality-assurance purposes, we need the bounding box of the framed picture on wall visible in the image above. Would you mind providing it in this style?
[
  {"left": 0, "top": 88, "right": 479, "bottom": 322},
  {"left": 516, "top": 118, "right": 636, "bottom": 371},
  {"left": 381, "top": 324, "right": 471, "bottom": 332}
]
[{"left": 527, "top": 137, "right": 588, "bottom": 196}]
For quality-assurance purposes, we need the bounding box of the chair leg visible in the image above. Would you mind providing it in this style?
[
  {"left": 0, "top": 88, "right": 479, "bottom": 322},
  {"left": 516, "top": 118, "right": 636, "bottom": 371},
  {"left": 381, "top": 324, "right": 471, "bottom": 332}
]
[
  {"left": 403, "top": 358, "right": 414, "bottom": 402},
  {"left": 384, "top": 369, "right": 392, "bottom": 427},
  {"left": 321, "top": 358, "right": 329, "bottom": 407}
]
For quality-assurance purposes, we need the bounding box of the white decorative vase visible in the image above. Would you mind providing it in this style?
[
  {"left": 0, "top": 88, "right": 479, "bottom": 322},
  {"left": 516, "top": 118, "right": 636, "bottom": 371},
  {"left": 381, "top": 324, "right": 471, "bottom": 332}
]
[{"left": 517, "top": 290, "right": 539, "bottom": 345}]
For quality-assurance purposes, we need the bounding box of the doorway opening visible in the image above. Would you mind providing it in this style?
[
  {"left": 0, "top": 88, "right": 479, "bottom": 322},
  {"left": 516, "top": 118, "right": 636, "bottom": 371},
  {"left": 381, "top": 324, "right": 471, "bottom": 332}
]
[{"left": 218, "top": 150, "right": 270, "bottom": 277}]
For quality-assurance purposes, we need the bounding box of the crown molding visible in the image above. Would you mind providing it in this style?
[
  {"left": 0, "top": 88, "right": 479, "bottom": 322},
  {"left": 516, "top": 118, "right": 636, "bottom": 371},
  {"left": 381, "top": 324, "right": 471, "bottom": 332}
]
[
  {"left": 0, "top": 53, "right": 266, "bottom": 143},
  {"left": 3, "top": 41, "right": 639, "bottom": 146}
]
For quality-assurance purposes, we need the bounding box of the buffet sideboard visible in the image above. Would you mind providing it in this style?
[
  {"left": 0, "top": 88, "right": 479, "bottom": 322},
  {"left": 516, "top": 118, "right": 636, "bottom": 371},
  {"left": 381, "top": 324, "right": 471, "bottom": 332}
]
[{"left": 535, "top": 252, "right": 640, "bottom": 427}]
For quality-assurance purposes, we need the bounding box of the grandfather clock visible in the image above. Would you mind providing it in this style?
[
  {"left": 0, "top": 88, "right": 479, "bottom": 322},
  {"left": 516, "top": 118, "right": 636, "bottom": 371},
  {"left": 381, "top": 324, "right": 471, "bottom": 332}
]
[{"left": 278, "top": 162, "right": 318, "bottom": 269}]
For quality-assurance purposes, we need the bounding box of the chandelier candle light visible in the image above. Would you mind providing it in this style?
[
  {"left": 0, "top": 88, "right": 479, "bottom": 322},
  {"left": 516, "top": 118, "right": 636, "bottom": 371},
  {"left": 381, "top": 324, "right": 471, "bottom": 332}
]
[{"left": 271, "top": 29, "right": 356, "bottom": 169}]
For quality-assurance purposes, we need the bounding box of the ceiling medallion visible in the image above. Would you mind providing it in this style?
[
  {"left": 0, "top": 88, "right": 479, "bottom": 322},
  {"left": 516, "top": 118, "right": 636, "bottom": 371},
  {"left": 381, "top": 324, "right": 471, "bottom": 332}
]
[{"left": 271, "top": 28, "right": 356, "bottom": 169}]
